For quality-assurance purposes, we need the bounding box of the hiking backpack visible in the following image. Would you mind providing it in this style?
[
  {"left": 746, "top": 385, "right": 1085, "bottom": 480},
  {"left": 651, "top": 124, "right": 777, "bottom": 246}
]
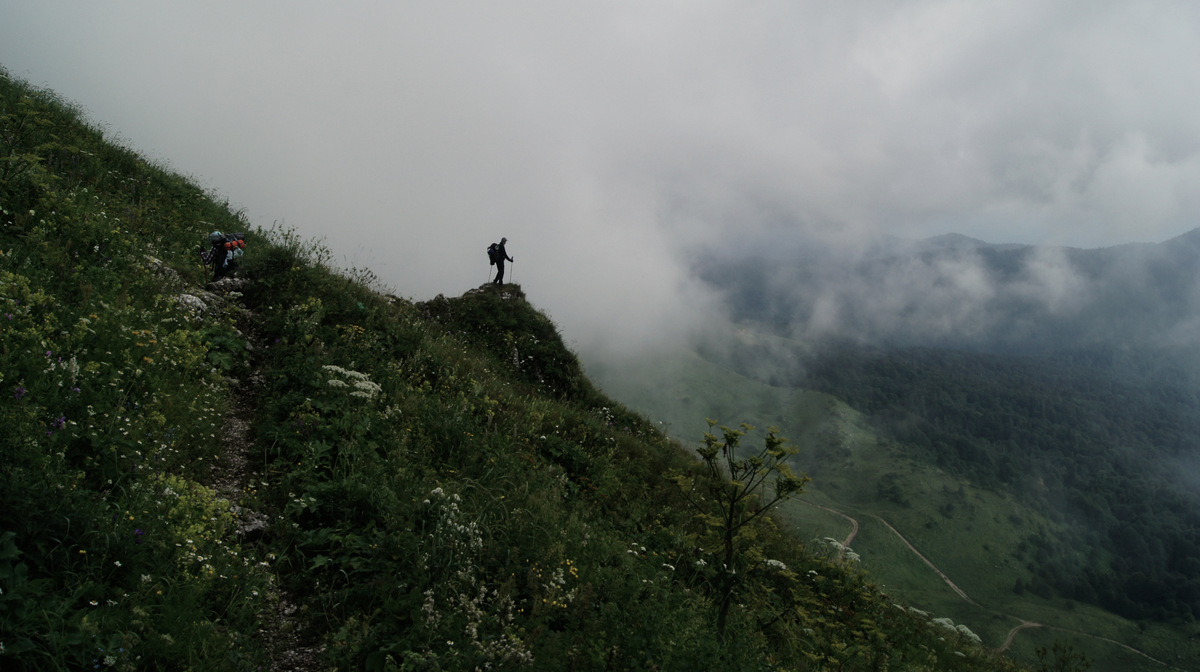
[
  {"left": 202, "top": 231, "right": 247, "bottom": 267},
  {"left": 487, "top": 243, "right": 499, "bottom": 266},
  {"left": 222, "top": 232, "right": 246, "bottom": 261}
]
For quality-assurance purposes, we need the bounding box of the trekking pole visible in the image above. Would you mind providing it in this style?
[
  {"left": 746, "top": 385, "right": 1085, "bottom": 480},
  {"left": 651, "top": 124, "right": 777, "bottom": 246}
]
[
  {"left": 510, "top": 258, "right": 515, "bottom": 285},
  {"left": 198, "top": 247, "right": 211, "bottom": 283}
]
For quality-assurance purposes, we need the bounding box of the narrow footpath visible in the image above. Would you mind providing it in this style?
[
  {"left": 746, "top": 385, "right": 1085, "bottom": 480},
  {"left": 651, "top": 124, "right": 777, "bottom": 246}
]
[{"left": 200, "top": 278, "right": 324, "bottom": 672}]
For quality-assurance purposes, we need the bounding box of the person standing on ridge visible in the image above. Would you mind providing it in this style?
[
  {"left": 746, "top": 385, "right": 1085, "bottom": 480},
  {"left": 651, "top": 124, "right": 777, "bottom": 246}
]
[{"left": 490, "top": 237, "right": 513, "bottom": 285}]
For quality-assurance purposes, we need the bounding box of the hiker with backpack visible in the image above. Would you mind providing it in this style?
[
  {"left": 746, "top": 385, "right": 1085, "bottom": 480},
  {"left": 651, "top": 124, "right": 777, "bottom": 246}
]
[
  {"left": 201, "top": 230, "right": 246, "bottom": 282},
  {"left": 487, "top": 237, "right": 513, "bottom": 285}
]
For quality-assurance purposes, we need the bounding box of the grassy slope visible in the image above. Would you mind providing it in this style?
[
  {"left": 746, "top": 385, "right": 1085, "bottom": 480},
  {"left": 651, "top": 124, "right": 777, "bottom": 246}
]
[
  {"left": 589, "top": 342, "right": 1200, "bottom": 672},
  {"left": 0, "top": 68, "right": 1026, "bottom": 671}
]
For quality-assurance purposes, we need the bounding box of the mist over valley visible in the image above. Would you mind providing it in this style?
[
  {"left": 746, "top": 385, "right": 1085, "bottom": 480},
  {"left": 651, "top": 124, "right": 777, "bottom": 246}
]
[
  {"left": 589, "top": 228, "right": 1200, "bottom": 667},
  {"left": 694, "top": 228, "right": 1200, "bottom": 355}
]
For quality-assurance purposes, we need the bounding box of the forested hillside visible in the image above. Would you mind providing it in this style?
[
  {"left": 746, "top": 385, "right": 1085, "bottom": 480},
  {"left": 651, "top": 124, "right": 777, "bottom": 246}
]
[
  {"left": 802, "top": 342, "right": 1200, "bottom": 621},
  {"left": 0, "top": 69, "right": 1027, "bottom": 670}
]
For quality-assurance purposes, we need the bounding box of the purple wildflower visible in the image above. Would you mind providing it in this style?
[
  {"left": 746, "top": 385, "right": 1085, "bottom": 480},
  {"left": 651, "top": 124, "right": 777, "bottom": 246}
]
[{"left": 46, "top": 416, "right": 66, "bottom": 436}]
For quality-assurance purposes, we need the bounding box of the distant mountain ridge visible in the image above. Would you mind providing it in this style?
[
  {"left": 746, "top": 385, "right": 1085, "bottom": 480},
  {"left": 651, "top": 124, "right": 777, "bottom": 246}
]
[
  {"left": 697, "top": 228, "right": 1200, "bottom": 353},
  {"left": 876, "top": 232, "right": 1028, "bottom": 255}
]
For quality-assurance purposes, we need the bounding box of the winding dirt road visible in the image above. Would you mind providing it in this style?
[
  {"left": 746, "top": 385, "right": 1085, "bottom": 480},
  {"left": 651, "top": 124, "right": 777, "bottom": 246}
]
[
  {"left": 803, "top": 500, "right": 860, "bottom": 547},
  {"left": 867, "top": 514, "right": 982, "bottom": 608},
  {"left": 998, "top": 621, "right": 1042, "bottom": 653},
  {"left": 799, "top": 499, "right": 1188, "bottom": 670}
]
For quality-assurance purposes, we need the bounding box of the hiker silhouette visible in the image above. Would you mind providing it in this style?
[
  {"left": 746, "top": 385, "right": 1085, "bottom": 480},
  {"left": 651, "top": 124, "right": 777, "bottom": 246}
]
[{"left": 488, "top": 237, "right": 513, "bottom": 285}]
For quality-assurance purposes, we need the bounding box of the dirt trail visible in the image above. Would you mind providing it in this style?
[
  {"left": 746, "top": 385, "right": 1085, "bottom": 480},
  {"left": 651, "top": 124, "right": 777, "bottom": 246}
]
[
  {"left": 802, "top": 500, "right": 860, "bottom": 547},
  {"left": 869, "top": 513, "right": 1189, "bottom": 667},
  {"left": 200, "top": 279, "right": 324, "bottom": 672},
  {"left": 801, "top": 499, "right": 1188, "bottom": 668},
  {"left": 999, "top": 621, "right": 1184, "bottom": 671},
  {"left": 797, "top": 501, "right": 975, "bottom": 604},
  {"left": 869, "top": 514, "right": 981, "bottom": 608},
  {"left": 1068, "top": 630, "right": 1184, "bottom": 670},
  {"left": 998, "top": 621, "right": 1042, "bottom": 652}
]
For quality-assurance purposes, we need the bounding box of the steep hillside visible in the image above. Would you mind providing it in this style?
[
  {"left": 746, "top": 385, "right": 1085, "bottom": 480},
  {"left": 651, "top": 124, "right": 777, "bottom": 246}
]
[{"left": 0, "top": 69, "right": 1028, "bottom": 670}]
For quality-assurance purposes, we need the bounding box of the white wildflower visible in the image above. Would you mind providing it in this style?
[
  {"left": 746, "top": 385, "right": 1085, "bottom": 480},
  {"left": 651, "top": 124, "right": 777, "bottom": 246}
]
[
  {"left": 323, "top": 364, "right": 370, "bottom": 381},
  {"left": 956, "top": 624, "right": 982, "bottom": 644},
  {"left": 932, "top": 616, "right": 957, "bottom": 632}
]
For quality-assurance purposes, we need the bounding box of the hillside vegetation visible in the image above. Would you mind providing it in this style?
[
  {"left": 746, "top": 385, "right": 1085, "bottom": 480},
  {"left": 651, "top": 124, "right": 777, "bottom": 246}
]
[{"left": 0, "top": 69, "right": 1028, "bottom": 670}]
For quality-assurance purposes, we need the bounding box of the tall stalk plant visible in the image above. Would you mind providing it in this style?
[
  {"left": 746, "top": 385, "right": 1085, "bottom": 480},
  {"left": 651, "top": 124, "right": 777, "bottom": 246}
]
[{"left": 674, "top": 421, "right": 809, "bottom": 639}]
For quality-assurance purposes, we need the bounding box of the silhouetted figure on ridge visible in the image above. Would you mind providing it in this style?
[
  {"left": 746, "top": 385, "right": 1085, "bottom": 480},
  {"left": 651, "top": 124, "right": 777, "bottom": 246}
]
[{"left": 488, "top": 237, "right": 513, "bottom": 285}]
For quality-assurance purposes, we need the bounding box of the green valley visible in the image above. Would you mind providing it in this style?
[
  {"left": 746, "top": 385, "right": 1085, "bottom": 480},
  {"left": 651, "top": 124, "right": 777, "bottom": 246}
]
[{"left": 588, "top": 324, "right": 1200, "bottom": 672}]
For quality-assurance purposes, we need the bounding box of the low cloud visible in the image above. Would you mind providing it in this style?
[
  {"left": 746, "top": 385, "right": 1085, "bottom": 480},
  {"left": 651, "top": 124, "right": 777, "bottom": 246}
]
[{"left": 696, "top": 226, "right": 1200, "bottom": 355}]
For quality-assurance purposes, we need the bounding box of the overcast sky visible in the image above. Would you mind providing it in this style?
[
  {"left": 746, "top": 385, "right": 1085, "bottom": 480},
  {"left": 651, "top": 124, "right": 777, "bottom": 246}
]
[{"left": 3, "top": 1, "right": 1200, "bottom": 354}]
